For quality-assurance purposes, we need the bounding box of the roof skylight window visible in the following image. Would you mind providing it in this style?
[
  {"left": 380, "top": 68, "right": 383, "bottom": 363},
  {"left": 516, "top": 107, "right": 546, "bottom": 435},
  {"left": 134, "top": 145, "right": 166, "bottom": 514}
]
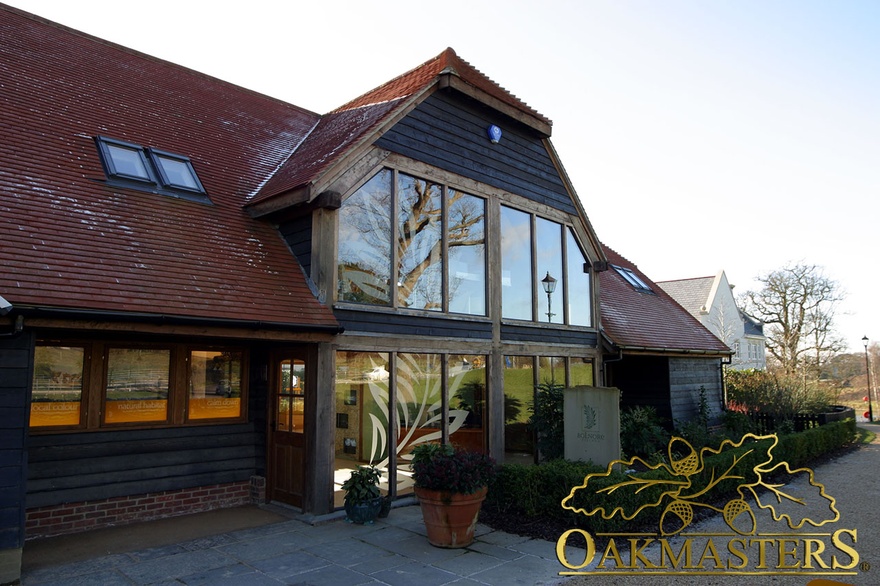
[
  {"left": 148, "top": 149, "right": 205, "bottom": 193},
  {"left": 612, "top": 265, "right": 653, "bottom": 292},
  {"left": 95, "top": 136, "right": 208, "bottom": 202},
  {"left": 98, "top": 138, "right": 153, "bottom": 183}
]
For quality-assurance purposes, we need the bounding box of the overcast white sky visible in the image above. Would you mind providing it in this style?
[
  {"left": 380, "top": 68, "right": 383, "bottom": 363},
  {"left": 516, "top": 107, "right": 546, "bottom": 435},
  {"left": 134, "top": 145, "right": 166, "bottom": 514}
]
[{"left": 8, "top": 0, "right": 879, "bottom": 351}]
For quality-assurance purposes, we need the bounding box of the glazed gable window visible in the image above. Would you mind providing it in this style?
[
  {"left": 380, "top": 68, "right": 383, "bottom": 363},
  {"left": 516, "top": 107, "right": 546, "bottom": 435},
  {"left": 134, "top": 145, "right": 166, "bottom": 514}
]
[
  {"left": 337, "top": 168, "right": 486, "bottom": 316},
  {"left": 501, "top": 206, "right": 592, "bottom": 326},
  {"left": 29, "top": 341, "right": 247, "bottom": 432}
]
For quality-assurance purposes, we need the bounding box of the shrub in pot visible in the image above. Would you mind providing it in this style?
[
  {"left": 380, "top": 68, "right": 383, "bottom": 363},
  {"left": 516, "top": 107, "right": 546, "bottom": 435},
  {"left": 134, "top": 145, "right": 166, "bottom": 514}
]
[
  {"left": 341, "top": 466, "right": 383, "bottom": 524},
  {"left": 411, "top": 443, "right": 496, "bottom": 548}
]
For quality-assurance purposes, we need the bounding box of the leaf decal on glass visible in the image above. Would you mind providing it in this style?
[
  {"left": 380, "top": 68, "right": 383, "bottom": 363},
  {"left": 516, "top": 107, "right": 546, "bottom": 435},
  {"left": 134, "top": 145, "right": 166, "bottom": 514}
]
[{"left": 561, "top": 433, "right": 840, "bottom": 535}]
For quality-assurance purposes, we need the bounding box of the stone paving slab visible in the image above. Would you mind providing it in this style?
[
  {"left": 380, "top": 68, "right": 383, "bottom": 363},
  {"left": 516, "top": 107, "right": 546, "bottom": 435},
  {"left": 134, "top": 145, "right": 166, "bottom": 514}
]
[{"left": 21, "top": 502, "right": 574, "bottom": 586}]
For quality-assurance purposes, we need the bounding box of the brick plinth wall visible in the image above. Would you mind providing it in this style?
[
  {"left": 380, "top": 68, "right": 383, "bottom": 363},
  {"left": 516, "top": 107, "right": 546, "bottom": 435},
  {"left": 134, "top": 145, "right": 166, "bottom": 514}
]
[{"left": 25, "top": 480, "right": 253, "bottom": 540}]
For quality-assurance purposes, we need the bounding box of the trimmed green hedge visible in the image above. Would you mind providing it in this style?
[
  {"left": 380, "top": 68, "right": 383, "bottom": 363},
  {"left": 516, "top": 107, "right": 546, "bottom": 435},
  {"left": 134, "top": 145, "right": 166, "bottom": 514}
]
[{"left": 484, "top": 419, "right": 857, "bottom": 535}]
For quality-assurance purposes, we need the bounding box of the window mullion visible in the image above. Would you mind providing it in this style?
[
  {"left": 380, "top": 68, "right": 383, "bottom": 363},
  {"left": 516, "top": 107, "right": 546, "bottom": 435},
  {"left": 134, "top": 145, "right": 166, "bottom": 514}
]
[
  {"left": 530, "top": 214, "right": 538, "bottom": 322},
  {"left": 561, "top": 224, "right": 569, "bottom": 325},
  {"left": 441, "top": 185, "right": 449, "bottom": 313},
  {"left": 391, "top": 169, "right": 400, "bottom": 309}
]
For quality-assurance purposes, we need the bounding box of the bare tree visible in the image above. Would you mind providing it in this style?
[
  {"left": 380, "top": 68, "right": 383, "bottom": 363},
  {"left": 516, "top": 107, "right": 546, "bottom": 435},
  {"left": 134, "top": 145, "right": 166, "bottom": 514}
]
[{"left": 739, "top": 262, "right": 845, "bottom": 376}]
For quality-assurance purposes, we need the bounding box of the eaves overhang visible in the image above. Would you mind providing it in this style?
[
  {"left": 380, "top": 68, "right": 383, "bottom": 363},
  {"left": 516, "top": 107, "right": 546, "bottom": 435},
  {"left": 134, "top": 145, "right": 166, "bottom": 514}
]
[{"left": 605, "top": 343, "right": 733, "bottom": 358}]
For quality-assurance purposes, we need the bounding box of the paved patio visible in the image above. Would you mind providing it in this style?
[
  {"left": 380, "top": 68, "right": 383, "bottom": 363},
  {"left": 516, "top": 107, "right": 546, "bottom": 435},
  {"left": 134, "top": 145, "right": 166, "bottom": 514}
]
[{"left": 21, "top": 502, "right": 572, "bottom": 585}]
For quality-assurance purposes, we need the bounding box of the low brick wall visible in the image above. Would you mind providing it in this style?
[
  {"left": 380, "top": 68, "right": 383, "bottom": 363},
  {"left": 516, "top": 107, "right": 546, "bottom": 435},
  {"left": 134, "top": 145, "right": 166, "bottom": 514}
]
[{"left": 25, "top": 480, "right": 255, "bottom": 540}]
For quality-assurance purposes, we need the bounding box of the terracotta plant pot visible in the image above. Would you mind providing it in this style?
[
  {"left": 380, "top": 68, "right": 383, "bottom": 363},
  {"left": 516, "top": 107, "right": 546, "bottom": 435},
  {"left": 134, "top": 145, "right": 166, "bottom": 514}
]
[{"left": 414, "top": 485, "right": 488, "bottom": 548}]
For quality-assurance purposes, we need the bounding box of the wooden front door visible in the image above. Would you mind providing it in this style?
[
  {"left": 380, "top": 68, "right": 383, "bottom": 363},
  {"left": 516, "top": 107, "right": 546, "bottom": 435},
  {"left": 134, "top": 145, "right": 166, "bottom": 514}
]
[{"left": 268, "top": 353, "right": 307, "bottom": 507}]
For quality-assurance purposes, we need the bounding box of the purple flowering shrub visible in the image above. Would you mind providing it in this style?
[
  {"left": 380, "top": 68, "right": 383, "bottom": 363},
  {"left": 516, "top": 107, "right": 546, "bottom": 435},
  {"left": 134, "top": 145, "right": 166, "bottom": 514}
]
[{"left": 411, "top": 443, "right": 496, "bottom": 494}]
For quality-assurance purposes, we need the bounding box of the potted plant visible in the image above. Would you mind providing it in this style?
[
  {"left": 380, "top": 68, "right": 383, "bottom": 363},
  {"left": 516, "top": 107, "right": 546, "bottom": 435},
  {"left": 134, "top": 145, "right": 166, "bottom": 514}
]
[
  {"left": 411, "top": 443, "right": 496, "bottom": 548},
  {"left": 341, "top": 466, "right": 384, "bottom": 525}
]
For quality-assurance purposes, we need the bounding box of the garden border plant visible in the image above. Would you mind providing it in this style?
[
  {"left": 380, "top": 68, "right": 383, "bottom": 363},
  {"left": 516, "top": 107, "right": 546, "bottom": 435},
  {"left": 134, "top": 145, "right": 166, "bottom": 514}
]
[{"left": 483, "top": 418, "right": 857, "bottom": 538}]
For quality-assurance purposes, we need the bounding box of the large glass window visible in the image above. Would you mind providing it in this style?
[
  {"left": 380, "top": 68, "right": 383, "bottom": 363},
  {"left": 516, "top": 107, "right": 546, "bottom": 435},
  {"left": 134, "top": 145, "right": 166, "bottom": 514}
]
[
  {"left": 337, "top": 169, "right": 487, "bottom": 316},
  {"left": 538, "top": 356, "right": 566, "bottom": 386},
  {"left": 104, "top": 348, "right": 170, "bottom": 424},
  {"left": 448, "top": 192, "right": 486, "bottom": 315},
  {"left": 448, "top": 354, "right": 486, "bottom": 452},
  {"left": 570, "top": 357, "right": 595, "bottom": 387},
  {"left": 333, "top": 350, "right": 489, "bottom": 505},
  {"left": 338, "top": 170, "right": 393, "bottom": 305},
  {"left": 536, "top": 217, "right": 564, "bottom": 325},
  {"left": 30, "top": 341, "right": 247, "bottom": 432},
  {"left": 30, "top": 345, "right": 85, "bottom": 428},
  {"left": 188, "top": 350, "right": 243, "bottom": 420},
  {"left": 395, "top": 353, "right": 443, "bottom": 493},
  {"left": 503, "top": 356, "right": 534, "bottom": 464},
  {"left": 500, "top": 206, "right": 533, "bottom": 320},
  {"left": 397, "top": 175, "right": 443, "bottom": 310},
  {"left": 566, "top": 228, "right": 592, "bottom": 326}
]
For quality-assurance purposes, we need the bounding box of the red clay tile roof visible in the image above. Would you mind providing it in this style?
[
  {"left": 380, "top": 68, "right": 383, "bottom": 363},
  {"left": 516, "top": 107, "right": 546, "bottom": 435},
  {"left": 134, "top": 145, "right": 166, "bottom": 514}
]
[
  {"left": 250, "top": 48, "right": 551, "bottom": 206},
  {"left": 599, "top": 246, "right": 731, "bottom": 354},
  {"left": 252, "top": 99, "right": 405, "bottom": 205},
  {"left": 332, "top": 48, "right": 549, "bottom": 123},
  {"left": 0, "top": 6, "right": 338, "bottom": 329}
]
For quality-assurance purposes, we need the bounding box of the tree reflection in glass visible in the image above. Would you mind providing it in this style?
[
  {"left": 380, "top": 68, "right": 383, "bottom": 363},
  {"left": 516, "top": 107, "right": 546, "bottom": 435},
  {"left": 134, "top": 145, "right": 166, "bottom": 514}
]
[
  {"left": 338, "top": 169, "right": 392, "bottom": 305},
  {"left": 397, "top": 175, "right": 442, "bottom": 310},
  {"left": 448, "top": 191, "right": 486, "bottom": 316}
]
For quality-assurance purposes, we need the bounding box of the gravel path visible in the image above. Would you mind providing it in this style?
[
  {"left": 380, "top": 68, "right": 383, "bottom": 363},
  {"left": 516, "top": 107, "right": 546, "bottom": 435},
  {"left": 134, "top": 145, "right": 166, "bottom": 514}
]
[{"left": 564, "top": 426, "right": 880, "bottom": 586}]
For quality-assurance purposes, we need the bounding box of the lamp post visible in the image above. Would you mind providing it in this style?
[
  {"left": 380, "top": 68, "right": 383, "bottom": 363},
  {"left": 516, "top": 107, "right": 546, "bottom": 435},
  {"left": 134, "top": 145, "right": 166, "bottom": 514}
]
[
  {"left": 541, "top": 271, "right": 557, "bottom": 323},
  {"left": 864, "top": 336, "right": 874, "bottom": 423},
  {"left": 541, "top": 272, "right": 558, "bottom": 385}
]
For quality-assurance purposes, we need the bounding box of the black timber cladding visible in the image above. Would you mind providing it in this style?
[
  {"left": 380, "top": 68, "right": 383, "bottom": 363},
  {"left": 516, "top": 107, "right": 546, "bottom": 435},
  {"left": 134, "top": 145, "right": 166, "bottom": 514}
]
[
  {"left": 26, "top": 423, "right": 259, "bottom": 508},
  {"left": 375, "top": 91, "right": 577, "bottom": 216},
  {"left": 500, "top": 323, "right": 598, "bottom": 346},
  {"left": 0, "top": 332, "right": 33, "bottom": 551},
  {"left": 335, "top": 308, "right": 492, "bottom": 339},
  {"left": 280, "top": 215, "right": 313, "bottom": 276}
]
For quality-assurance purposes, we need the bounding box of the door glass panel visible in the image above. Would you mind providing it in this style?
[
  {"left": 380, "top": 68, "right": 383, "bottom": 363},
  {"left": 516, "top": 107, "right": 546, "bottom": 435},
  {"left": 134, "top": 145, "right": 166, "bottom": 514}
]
[
  {"left": 277, "top": 396, "right": 291, "bottom": 432},
  {"left": 278, "top": 359, "right": 305, "bottom": 432}
]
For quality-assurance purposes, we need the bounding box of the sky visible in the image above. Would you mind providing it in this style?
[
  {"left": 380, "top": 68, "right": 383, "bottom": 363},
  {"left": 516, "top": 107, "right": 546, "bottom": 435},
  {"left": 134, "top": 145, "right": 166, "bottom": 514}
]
[{"left": 7, "top": 0, "right": 879, "bottom": 351}]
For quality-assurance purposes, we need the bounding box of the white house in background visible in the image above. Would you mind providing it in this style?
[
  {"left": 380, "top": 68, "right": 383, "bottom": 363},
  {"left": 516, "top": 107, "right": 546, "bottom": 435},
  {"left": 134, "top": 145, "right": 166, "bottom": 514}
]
[{"left": 657, "top": 271, "right": 766, "bottom": 370}]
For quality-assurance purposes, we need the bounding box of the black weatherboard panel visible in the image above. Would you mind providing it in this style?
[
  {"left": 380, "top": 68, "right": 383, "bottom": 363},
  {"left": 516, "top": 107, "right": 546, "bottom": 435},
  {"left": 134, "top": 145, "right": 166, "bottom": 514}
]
[{"left": 376, "top": 92, "right": 576, "bottom": 215}]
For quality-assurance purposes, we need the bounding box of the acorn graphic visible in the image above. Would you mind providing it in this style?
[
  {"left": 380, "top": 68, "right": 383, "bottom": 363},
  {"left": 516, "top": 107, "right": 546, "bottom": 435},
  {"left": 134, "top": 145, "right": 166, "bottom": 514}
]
[
  {"left": 660, "top": 499, "right": 694, "bottom": 535},
  {"left": 669, "top": 438, "right": 699, "bottom": 476},
  {"left": 723, "top": 498, "right": 756, "bottom": 535}
]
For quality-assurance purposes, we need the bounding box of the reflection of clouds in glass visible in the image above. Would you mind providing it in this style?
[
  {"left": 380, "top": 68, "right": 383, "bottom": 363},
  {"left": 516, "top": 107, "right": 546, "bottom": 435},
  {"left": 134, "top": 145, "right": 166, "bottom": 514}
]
[{"left": 500, "top": 212, "right": 530, "bottom": 259}]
